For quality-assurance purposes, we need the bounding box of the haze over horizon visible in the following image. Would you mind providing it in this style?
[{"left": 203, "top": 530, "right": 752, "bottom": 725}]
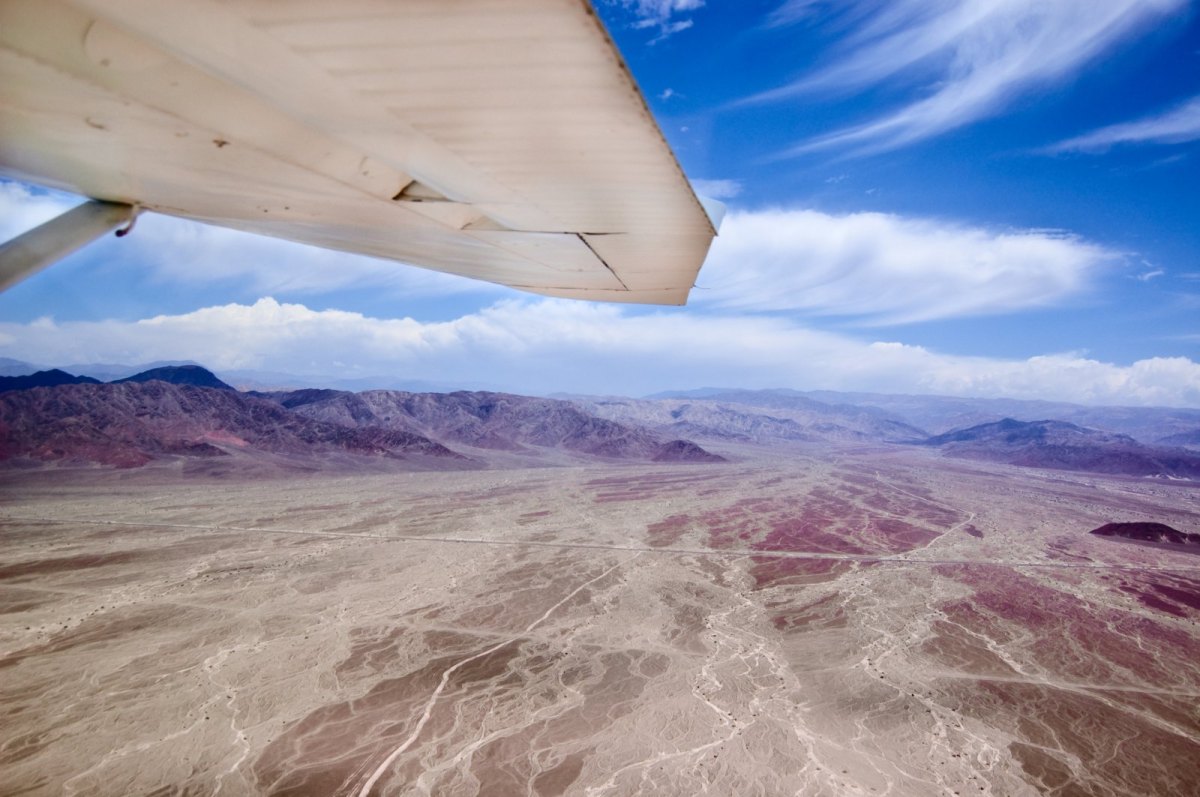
[{"left": 2, "top": 0, "right": 1198, "bottom": 406}]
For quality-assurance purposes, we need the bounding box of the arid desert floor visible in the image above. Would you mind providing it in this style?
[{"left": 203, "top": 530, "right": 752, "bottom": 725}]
[{"left": 2, "top": 445, "right": 1199, "bottom": 796}]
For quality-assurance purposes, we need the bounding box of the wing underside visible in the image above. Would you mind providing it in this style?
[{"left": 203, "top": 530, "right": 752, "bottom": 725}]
[{"left": 0, "top": 0, "right": 718, "bottom": 304}]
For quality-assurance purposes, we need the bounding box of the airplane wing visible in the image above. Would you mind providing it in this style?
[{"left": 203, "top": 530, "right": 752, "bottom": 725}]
[{"left": 0, "top": 0, "right": 721, "bottom": 303}]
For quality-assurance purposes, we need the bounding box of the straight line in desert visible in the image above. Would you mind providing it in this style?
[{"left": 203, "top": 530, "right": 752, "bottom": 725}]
[{"left": 4, "top": 515, "right": 1199, "bottom": 573}]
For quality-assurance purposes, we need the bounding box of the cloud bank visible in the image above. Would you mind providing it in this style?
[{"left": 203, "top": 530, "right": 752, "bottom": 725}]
[
  {"left": 4, "top": 297, "right": 1197, "bottom": 406},
  {"left": 695, "top": 209, "right": 1118, "bottom": 323},
  {"left": 753, "top": 0, "right": 1184, "bottom": 156}
]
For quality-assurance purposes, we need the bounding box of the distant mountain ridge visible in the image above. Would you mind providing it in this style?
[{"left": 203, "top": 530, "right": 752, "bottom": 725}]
[
  {"left": 918, "top": 418, "right": 1200, "bottom": 479},
  {"left": 258, "top": 388, "right": 725, "bottom": 463},
  {"left": 2, "top": 365, "right": 1196, "bottom": 478},
  {"left": 649, "top": 387, "right": 1200, "bottom": 444},
  {"left": 575, "top": 393, "right": 927, "bottom": 445},
  {"left": 0, "top": 369, "right": 101, "bottom": 392},
  {"left": 0, "top": 363, "right": 233, "bottom": 391},
  {"left": 0, "top": 381, "right": 462, "bottom": 469},
  {"left": 0, "top": 366, "right": 723, "bottom": 471}
]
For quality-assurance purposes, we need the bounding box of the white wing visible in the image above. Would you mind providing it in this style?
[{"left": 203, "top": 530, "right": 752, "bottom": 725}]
[{"left": 0, "top": 0, "right": 719, "bottom": 303}]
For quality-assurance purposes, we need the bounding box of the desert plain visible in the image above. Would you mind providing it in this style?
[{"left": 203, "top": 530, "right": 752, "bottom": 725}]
[{"left": 2, "top": 444, "right": 1199, "bottom": 796}]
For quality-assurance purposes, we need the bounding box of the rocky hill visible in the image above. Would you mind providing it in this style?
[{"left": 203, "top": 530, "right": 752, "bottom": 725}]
[
  {"left": 1090, "top": 522, "right": 1200, "bottom": 546},
  {"left": 262, "top": 389, "right": 725, "bottom": 462},
  {"left": 0, "top": 370, "right": 724, "bottom": 471},
  {"left": 919, "top": 418, "right": 1200, "bottom": 479},
  {"left": 577, "top": 392, "right": 927, "bottom": 444},
  {"left": 114, "top": 364, "right": 235, "bottom": 391},
  {"left": 0, "top": 381, "right": 463, "bottom": 469}
]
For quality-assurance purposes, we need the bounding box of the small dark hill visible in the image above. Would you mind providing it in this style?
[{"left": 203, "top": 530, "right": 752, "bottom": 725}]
[
  {"left": 1090, "top": 522, "right": 1200, "bottom": 546},
  {"left": 115, "top": 365, "right": 234, "bottom": 391},
  {"left": 0, "top": 369, "right": 100, "bottom": 393},
  {"left": 651, "top": 439, "right": 725, "bottom": 463},
  {"left": 919, "top": 418, "right": 1200, "bottom": 479}
]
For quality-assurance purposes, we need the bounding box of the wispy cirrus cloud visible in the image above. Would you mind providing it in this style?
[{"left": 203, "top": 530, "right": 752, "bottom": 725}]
[
  {"left": 4, "top": 297, "right": 1198, "bottom": 406},
  {"left": 693, "top": 209, "right": 1119, "bottom": 324},
  {"left": 1047, "top": 95, "right": 1200, "bottom": 153},
  {"left": 605, "top": 0, "right": 704, "bottom": 42},
  {"left": 750, "top": 0, "right": 1184, "bottom": 157},
  {"left": 765, "top": 0, "right": 824, "bottom": 29}
]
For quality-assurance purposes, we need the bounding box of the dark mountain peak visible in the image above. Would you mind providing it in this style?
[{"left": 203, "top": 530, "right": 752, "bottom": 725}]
[
  {"left": 115, "top": 365, "right": 234, "bottom": 391},
  {"left": 0, "top": 369, "right": 101, "bottom": 393},
  {"left": 652, "top": 439, "right": 726, "bottom": 463}
]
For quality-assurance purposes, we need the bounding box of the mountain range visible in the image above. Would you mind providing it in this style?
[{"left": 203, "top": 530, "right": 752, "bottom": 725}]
[
  {"left": 659, "top": 387, "right": 1200, "bottom": 445},
  {"left": 0, "top": 366, "right": 722, "bottom": 472},
  {"left": 1, "top": 364, "right": 1198, "bottom": 480},
  {"left": 918, "top": 418, "right": 1200, "bottom": 480}
]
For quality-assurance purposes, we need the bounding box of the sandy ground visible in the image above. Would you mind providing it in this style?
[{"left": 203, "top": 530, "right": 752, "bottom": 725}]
[{"left": 2, "top": 445, "right": 1199, "bottom": 796}]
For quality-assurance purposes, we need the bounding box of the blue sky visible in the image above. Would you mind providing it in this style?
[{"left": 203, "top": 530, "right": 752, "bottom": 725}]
[{"left": 1, "top": 0, "right": 1199, "bottom": 404}]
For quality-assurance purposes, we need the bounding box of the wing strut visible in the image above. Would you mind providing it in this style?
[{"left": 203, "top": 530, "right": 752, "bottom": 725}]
[{"left": 0, "top": 200, "right": 137, "bottom": 292}]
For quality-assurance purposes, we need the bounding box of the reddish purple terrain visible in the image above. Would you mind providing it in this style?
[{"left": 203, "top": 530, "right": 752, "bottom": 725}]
[{"left": 634, "top": 471, "right": 955, "bottom": 591}]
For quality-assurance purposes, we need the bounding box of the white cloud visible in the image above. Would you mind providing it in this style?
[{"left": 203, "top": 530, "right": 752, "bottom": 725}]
[
  {"left": 0, "top": 181, "right": 82, "bottom": 241},
  {"left": 690, "top": 178, "right": 743, "bottom": 199},
  {"left": 1047, "top": 95, "right": 1200, "bottom": 153},
  {"left": 3, "top": 297, "right": 1197, "bottom": 406},
  {"left": 1135, "top": 268, "right": 1165, "bottom": 282},
  {"left": 749, "top": 0, "right": 1184, "bottom": 156},
  {"left": 694, "top": 209, "right": 1118, "bottom": 323}
]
